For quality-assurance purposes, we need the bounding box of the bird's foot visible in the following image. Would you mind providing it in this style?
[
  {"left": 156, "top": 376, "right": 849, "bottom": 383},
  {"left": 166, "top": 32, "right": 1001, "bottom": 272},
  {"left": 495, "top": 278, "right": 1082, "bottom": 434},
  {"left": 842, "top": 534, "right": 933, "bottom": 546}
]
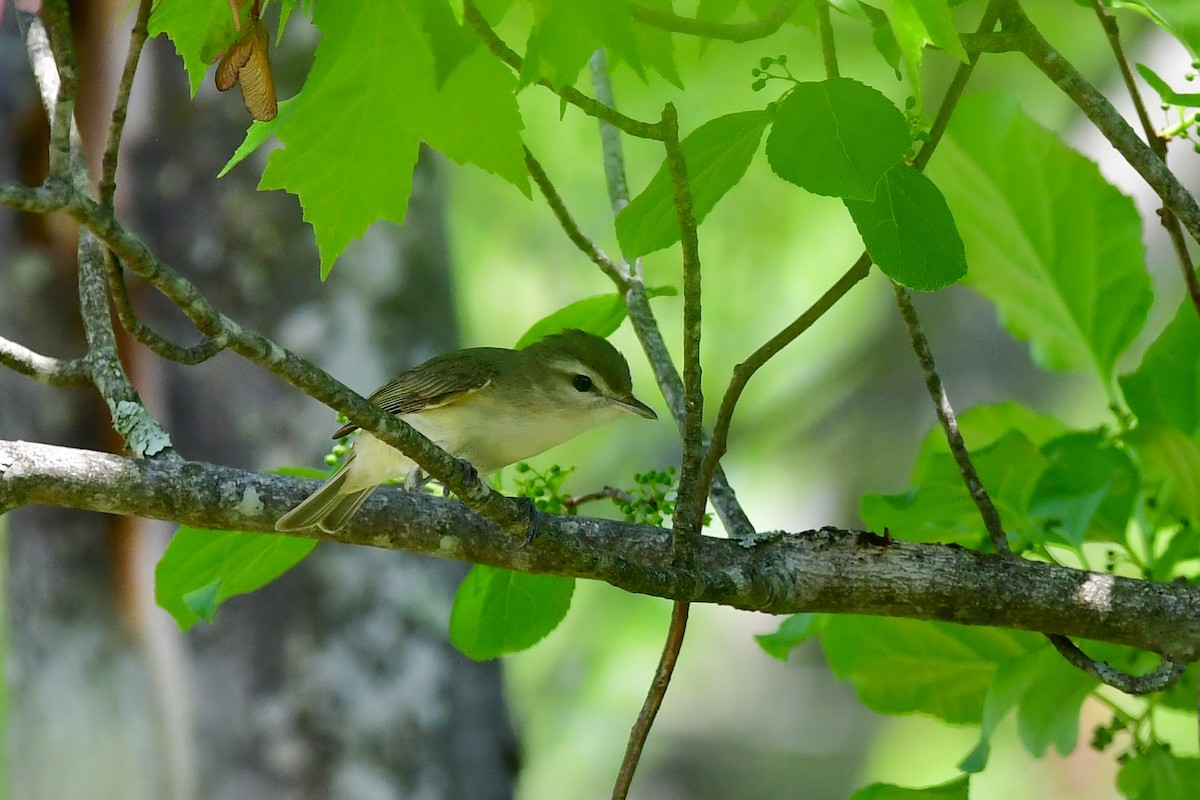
[{"left": 517, "top": 496, "right": 541, "bottom": 546}]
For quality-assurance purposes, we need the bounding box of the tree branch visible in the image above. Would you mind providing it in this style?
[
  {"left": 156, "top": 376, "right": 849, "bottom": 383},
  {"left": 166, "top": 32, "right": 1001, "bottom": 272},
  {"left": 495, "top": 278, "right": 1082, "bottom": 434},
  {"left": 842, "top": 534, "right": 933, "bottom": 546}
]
[
  {"left": 893, "top": 286, "right": 1010, "bottom": 555},
  {"left": 523, "top": 147, "right": 628, "bottom": 286},
  {"left": 0, "top": 337, "right": 90, "bottom": 386},
  {"left": 999, "top": 0, "right": 1200, "bottom": 247},
  {"left": 629, "top": 0, "right": 800, "bottom": 43},
  {"left": 100, "top": 0, "right": 152, "bottom": 210},
  {"left": 659, "top": 103, "right": 705, "bottom": 558},
  {"left": 587, "top": 52, "right": 755, "bottom": 538},
  {"left": 1088, "top": 0, "right": 1200, "bottom": 320},
  {"left": 5, "top": 439, "right": 1200, "bottom": 662},
  {"left": 611, "top": 599, "right": 689, "bottom": 800}
]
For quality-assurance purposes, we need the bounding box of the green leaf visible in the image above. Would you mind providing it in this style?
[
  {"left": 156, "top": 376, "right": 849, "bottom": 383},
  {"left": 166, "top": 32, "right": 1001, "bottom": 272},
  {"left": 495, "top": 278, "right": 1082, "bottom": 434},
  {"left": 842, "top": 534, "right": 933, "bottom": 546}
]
[
  {"left": 155, "top": 525, "right": 318, "bottom": 630},
  {"left": 514, "top": 286, "right": 676, "bottom": 349},
  {"left": 929, "top": 94, "right": 1152, "bottom": 383},
  {"left": 850, "top": 776, "right": 970, "bottom": 800},
  {"left": 449, "top": 565, "right": 575, "bottom": 661},
  {"left": 617, "top": 111, "right": 770, "bottom": 258},
  {"left": 1121, "top": 300, "right": 1200, "bottom": 437},
  {"left": 755, "top": 613, "right": 820, "bottom": 660},
  {"left": 912, "top": 402, "right": 1068, "bottom": 481},
  {"left": 258, "top": 2, "right": 526, "bottom": 277},
  {"left": 821, "top": 616, "right": 1038, "bottom": 724},
  {"left": 1117, "top": 745, "right": 1200, "bottom": 800},
  {"left": 520, "top": 0, "right": 676, "bottom": 88},
  {"left": 149, "top": 0, "right": 240, "bottom": 95},
  {"left": 861, "top": 430, "right": 1047, "bottom": 548},
  {"left": 420, "top": 0, "right": 481, "bottom": 87},
  {"left": 218, "top": 95, "right": 299, "bottom": 177},
  {"left": 766, "top": 78, "right": 910, "bottom": 201},
  {"left": 1124, "top": 425, "right": 1200, "bottom": 528},
  {"left": 880, "top": 0, "right": 969, "bottom": 106},
  {"left": 1114, "top": 1, "right": 1200, "bottom": 61},
  {"left": 844, "top": 163, "right": 967, "bottom": 290},
  {"left": 1136, "top": 63, "right": 1200, "bottom": 107},
  {"left": 962, "top": 644, "right": 1097, "bottom": 772},
  {"left": 1029, "top": 432, "right": 1139, "bottom": 546},
  {"left": 182, "top": 580, "right": 221, "bottom": 622}
]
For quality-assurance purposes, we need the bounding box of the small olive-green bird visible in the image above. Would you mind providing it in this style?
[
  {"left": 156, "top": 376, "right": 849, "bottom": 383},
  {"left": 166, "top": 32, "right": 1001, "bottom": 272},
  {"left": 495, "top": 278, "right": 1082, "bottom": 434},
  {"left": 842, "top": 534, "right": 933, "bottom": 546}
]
[{"left": 275, "top": 329, "right": 657, "bottom": 533}]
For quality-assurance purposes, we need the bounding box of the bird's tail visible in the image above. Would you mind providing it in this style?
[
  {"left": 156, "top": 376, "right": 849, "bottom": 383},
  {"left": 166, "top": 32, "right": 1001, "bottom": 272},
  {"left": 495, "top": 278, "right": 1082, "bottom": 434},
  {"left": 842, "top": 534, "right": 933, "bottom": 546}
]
[{"left": 274, "top": 456, "right": 377, "bottom": 533}]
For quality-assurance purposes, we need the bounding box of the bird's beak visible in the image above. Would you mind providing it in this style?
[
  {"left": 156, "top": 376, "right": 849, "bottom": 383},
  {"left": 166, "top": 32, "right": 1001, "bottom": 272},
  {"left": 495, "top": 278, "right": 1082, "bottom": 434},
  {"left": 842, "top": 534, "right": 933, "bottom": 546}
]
[{"left": 614, "top": 395, "right": 657, "bottom": 420}]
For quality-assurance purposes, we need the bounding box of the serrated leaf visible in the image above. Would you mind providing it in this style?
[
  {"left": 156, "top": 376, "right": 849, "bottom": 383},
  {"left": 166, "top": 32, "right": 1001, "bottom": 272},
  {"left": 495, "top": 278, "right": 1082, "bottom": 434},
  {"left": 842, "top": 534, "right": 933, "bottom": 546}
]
[
  {"left": 219, "top": 96, "right": 298, "bottom": 177},
  {"left": 861, "top": 430, "right": 1047, "bottom": 548},
  {"left": 845, "top": 163, "right": 967, "bottom": 290},
  {"left": 449, "top": 565, "right": 575, "bottom": 661},
  {"left": 1030, "top": 432, "right": 1139, "bottom": 546},
  {"left": 258, "top": 2, "right": 526, "bottom": 276},
  {"left": 1117, "top": 745, "right": 1200, "bottom": 800},
  {"left": 766, "top": 78, "right": 910, "bottom": 200},
  {"left": 821, "top": 616, "right": 1038, "bottom": 724},
  {"left": 155, "top": 524, "right": 318, "bottom": 630},
  {"left": 755, "top": 612, "right": 819, "bottom": 660},
  {"left": 1121, "top": 300, "right": 1200, "bottom": 436},
  {"left": 617, "top": 111, "right": 770, "bottom": 257},
  {"left": 850, "top": 776, "right": 970, "bottom": 800},
  {"left": 514, "top": 286, "right": 676, "bottom": 349},
  {"left": 521, "top": 0, "right": 648, "bottom": 87},
  {"left": 421, "top": 0, "right": 481, "bottom": 87},
  {"left": 149, "top": 0, "right": 241, "bottom": 95},
  {"left": 929, "top": 95, "right": 1152, "bottom": 383}
]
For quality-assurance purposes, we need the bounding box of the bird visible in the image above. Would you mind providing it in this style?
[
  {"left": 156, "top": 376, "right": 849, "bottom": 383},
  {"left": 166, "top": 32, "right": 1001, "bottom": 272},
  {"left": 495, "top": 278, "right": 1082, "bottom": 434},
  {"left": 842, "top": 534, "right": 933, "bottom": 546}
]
[{"left": 275, "top": 329, "right": 657, "bottom": 532}]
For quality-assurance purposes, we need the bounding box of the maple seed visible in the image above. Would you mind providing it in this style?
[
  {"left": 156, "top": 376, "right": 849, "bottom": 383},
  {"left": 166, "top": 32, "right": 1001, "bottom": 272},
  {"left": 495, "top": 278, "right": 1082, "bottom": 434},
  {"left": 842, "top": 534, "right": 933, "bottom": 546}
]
[{"left": 215, "top": 18, "right": 278, "bottom": 122}]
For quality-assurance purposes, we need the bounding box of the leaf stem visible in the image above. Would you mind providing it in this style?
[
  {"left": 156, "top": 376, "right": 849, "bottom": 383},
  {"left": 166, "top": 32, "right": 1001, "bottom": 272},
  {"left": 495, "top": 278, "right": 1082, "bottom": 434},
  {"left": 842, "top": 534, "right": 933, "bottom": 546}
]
[{"left": 815, "top": 0, "right": 839, "bottom": 79}]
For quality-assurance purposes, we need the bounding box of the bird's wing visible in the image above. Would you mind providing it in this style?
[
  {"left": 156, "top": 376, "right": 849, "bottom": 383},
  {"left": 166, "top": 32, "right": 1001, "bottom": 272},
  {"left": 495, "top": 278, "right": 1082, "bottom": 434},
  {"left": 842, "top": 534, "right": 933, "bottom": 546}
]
[{"left": 330, "top": 349, "right": 504, "bottom": 439}]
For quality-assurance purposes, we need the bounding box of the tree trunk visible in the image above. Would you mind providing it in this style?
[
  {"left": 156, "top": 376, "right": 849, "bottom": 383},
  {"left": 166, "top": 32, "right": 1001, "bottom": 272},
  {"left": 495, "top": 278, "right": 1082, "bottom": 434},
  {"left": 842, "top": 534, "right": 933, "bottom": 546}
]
[{"left": 2, "top": 7, "right": 517, "bottom": 798}]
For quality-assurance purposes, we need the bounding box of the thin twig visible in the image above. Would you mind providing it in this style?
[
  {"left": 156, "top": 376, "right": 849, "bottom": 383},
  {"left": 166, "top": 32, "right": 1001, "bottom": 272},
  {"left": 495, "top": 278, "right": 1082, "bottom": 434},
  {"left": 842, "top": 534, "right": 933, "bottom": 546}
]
[
  {"left": 1088, "top": 0, "right": 1200, "bottom": 320},
  {"left": 611, "top": 600, "right": 689, "bottom": 800},
  {"left": 523, "top": 147, "right": 628, "bottom": 286},
  {"left": 893, "top": 286, "right": 1010, "bottom": 554},
  {"left": 697, "top": 1, "right": 1007, "bottom": 516},
  {"left": 36, "top": 0, "right": 81, "bottom": 183},
  {"left": 562, "top": 486, "right": 635, "bottom": 513},
  {"left": 462, "top": 0, "right": 666, "bottom": 141},
  {"left": 25, "top": 9, "right": 175, "bottom": 458},
  {"left": 100, "top": 0, "right": 152, "bottom": 211},
  {"left": 913, "top": 0, "right": 1005, "bottom": 171},
  {"left": 698, "top": 254, "right": 872, "bottom": 499},
  {"left": 589, "top": 51, "right": 755, "bottom": 537},
  {"left": 0, "top": 337, "right": 90, "bottom": 386},
  {"left": 106, "top": 253, "right": 226, "bottom": 365},
  {"left": 630, "top": 0, "right": 800, "bottom": 43},
  {"left": 815, "top": 0, "right": 839, "bottom": 79},
  {"left": 1048, "top": 634, "right": 1185, "bottom": 695},
  {"left": 660, "top": 103, "right": 705, "bottom": 558}
]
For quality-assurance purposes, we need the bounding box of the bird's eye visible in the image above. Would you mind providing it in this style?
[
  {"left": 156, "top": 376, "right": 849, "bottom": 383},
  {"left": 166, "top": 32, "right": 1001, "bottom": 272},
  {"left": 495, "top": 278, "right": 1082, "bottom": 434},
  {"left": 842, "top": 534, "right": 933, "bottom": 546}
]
[{"left": 572, "top": 374, "right": 594, "bottom": 393}]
